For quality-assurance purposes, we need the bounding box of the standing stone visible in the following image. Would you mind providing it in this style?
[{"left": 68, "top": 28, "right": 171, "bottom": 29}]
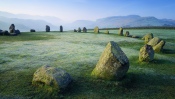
[
  {"left": 139, "top": 44, "right": 154, "bottom": 62},
  {"left": 74, "top": 29, "right": 77, "bottom": 32},
  {"left": 105, "top": 30, "right": 109, "bottom": 34},
  {"left": 118, "top": 27, "right": 123, "bottom": 36},
  {"left": 83, "top": 27, "right": 87, "bottom": 33},
  {"left": 147, "top": 37, "right": 165, "bottom": 52},
  {"left": 30, "top": 29, "right": 36, "bottom": 32},
  {"left": 153, "top": 40, "right": 166, "bottom": 53},
  {"left": 15, "top": 29, "right": 20, "bottom": 35},
  {"left": 77, "top": 27, "right": 81, "bottom": 32},
  {"left": 0, "top": 29, "right": 2, "bottom": 35},
  {"left": 124, "top": 31, "right": 130, "bottom": 37},
  {"left": 0, "top": 30, "right": 10, "bottom": 36},
  {"left": 147, "top": 37, "right": 161, "bottom": 47},
  {"left": 60, "top": 25, "right": 63, "bottom": 32},
  {"left": 142, "top": 33, "right": 154, "bottom": 44},
  {"left": 94, "top": 26, "right": 99, "bottom": 33},
  {"left": 91, "top": 41, "right": 129, "bottom": 80},
  {"left": 9, "top": 24, "right": 15, "bottom": 33},
  {"left": 46, "top": 25, "right": 50, "bottom": 32},
  {"left": 32, "top": 65, "right": 72, "bottom": 92}
]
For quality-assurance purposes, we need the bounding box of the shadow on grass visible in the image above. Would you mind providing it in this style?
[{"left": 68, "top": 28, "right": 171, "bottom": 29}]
[{"left": 163, "top": 49, "right": 175, "bottom": 54}]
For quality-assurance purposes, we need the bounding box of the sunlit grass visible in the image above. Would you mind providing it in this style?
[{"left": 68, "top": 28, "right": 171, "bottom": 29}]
[{"left": 0, "top": 29, "right": 175, "bottom": 98}]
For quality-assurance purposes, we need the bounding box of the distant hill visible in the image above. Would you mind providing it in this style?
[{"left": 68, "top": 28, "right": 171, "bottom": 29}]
[
  {"left": 68, "top": 20, "right": 95, "bottom": 29},
  {"left": 0, "top": 11, "right": 64, "bottom": 26},
  {"left": 0, "top": 16, "right": 59, "bottom": 32},
  {"left": 70, "top": 15, "right": 175, "bottom": 29},
  {"left": 1, "top": 11, "right": 175, "bottom": 31}
]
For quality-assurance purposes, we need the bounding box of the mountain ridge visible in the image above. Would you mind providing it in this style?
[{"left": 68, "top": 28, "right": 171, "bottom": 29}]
[{"left": 0, "top": 11, "right": 175, "bottom": 31}]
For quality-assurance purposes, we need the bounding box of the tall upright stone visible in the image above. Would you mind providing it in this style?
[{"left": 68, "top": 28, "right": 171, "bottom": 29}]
[
  {"left": 139, "top": 44, "right": 154, "bottom": 62},
  {"left": 46, "top": 25, "right": 50, "bottom": 32},
  {"left": 9, "top": 24, "right": 15, "bottom": 33},
  {"left": 118, "top": 27, "right": 123, "bottom": 36},
  {"left": 83, "top": 27, "right": 87, "bottom": 33},
  {"left": 91, "top": 41, "right": 129, "bottom": 80},
  {"left": 77, "top": 27, "right": 81, "bottom": 32},
  {"left": 60, "top": 25, "right": 63, "bottom": 32},
  {"left": 94, "top": 26, "right": 99, "bottom": 33}
]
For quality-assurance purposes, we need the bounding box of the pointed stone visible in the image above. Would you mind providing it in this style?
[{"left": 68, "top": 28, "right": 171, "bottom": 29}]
[
  {"left": 94, "top": 26, "right": 99, "bottom": 33},
  {"left": 91, "top": 41, "right": 129, "bottom": 80},
  {"left": 118, "top": 27, "right": 123, "bottom": 36}
]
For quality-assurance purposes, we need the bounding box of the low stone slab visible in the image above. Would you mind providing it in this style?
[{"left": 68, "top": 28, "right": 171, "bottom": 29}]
[{"left": 32, "top": 65, "right": 72, "bottom": 92}]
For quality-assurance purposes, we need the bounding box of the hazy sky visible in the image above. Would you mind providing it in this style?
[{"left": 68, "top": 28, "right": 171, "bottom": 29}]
[{"left": 0, "top": 0, "right": 175, "bottom": 22}]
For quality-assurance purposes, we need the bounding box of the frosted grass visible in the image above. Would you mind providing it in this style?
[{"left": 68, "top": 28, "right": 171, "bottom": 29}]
[{"left": 0, "top": 31, "right": 174, "bottom": 75}]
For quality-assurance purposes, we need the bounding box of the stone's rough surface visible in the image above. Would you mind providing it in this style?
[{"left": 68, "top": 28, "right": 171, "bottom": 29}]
[
  {"left": 0, "top": 30, "right": 9, "bottom": 36},
  {"left": 139, "top": 44, "right": 154, "bottom": 62},
  {"left": 105, "top": 30, "right": 109, "bottom": 34},
  {"left": 142, "top": 33, "right": 154, "bottom": 44},
  {"left": 94, "top": 26, "right": 99, "bottom": 33},
  {"left": 9, "top": 24, "right": 15, "bottom": 33},
  {"left": 60, "top": 25, "right": 63, "bottom": 32},
  {"left": 124, "top": 31, "right": 129, "bottom": 37},
  {"left": 153, "top": 40, "right": 166, "bottom": 52},
  {"left": 77, "top": 27, "right": 81, "bottom": 32},
  {"left": 32, "top": 65, "right": 72, "bottom": 92},
  {"left": 15, "top": 30, "right": 20, "bottom": 35},
  {"left": 91, "top": 41, "right": 129, "bottom": 80},
  {"left": 74, "top": 29, "right": 77, "bottom": 32},
  {"left": 147, "top": 37, "right": 165, "bottom": 52},
  {"left": 46, "top": 25, "right": 50, "bottom": 32},
  {"left": 83, "top": 27, "right": 87, "bottom": 33},
  {"left": 118, "top": 27, "right": 123, "bottom": 36},
  {"left": 147, "top": 37, "right": 161, "bottom": 47},
  {"left": 30, "top": 29, "right": 36, "bottom": 32}
]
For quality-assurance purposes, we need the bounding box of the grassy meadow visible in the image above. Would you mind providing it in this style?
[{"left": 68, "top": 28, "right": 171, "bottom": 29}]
[{"left": 0, "top": 29, "right": 175, "bottom": 99}]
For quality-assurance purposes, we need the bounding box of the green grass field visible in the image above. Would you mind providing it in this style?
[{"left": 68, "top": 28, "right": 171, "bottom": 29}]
[{"left": 0, "top": 29, "right": 175, "bottom": 99}]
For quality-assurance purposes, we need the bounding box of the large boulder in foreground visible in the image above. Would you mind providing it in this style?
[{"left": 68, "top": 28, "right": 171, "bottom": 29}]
[
  {"left": 118, "top": 27, "right": 123, "bottom": 36},
  {"left": 142, "top": 33, "right": 154, "bottom": 44},
  {"left": 32, "top": 65, "right": 72, "bottom": 92},
  {"left": 94, "top": 26, "right": 99, "bottom": 33},
  {"left": 139, "top": 44, "right": 154, "bottom": 62},
  {"left": 91, "top": 41, "right": 129, "bottom": 80},
  {"left": 147, "top": 37, "right": 165, "bottom": 52}
]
